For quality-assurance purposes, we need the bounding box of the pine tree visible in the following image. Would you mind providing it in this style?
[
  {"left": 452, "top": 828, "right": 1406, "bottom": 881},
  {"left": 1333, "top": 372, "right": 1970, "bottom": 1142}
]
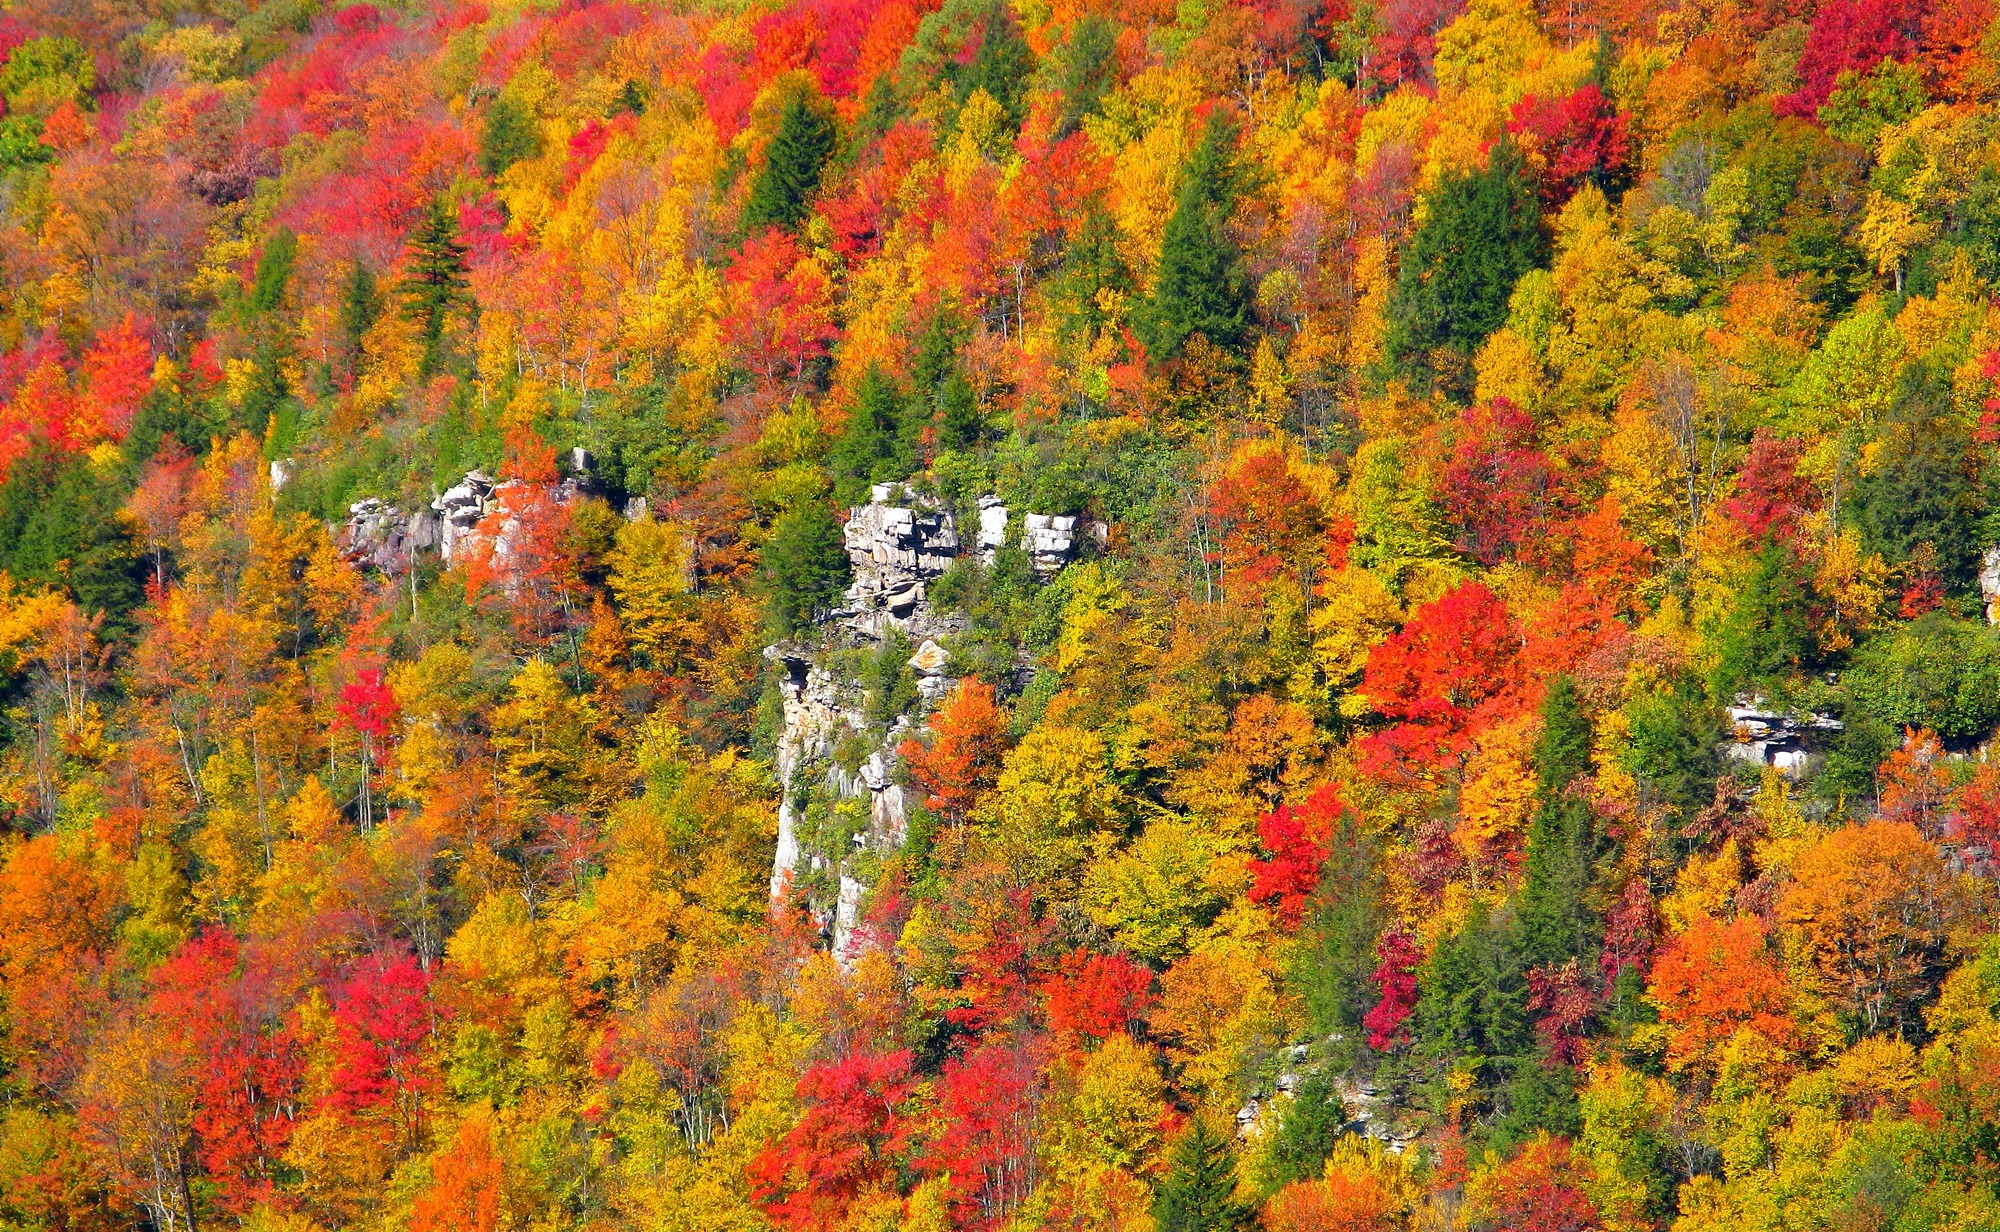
[
  {"left": 1515, "top": 678, "right": 1599, "bottom": 972},
  {"left": 244, "top": 229, "right": 298, "bottom": 429},
  {"left": 398, "top": 196, "right": 472, "bottom": 379},
  {"left": 0, "top": 448, "right": 144, "bottom": 639},
  {"left": 957, "top": 0, "right": 1035, "bottom": 124},
  {"left": 480, "top": 94, "right": 541, "bottom": 176},
  {"left": 852, "top": 74, "right": 900, "bottom": 151},
  {"left": 1052, "top": 14, "right": 1118, "bottom": 134},
  {"left": 1141, "top": 112, "right": 1248, "bottom": 361},
  {"left": 937, "top": 371, "right": 984, "bottom": 451},
  {"left": 1053, "top": 208, "right": 1132, "bottom": 346},
  {"left": 1383, "top": 135, "right": 1548, "bottom": 400},
  {"left": 1153, "top": 1118, "right": 1254, "bottom": 1232},
  {"left": 830, "top": 365, "right": 917, "bottom": 504},
  {"left": 1294, "top": 811, "right": 1386, "bottom": 1050},
  {"left": 743, "top": 90, "right": 838, "bottom": 233},
  {"left": 249, "top": 228, "right": 297, "bottom": 315},
  {"left": 338, "top": 260, "right": 380, "bottom": 386},
  {"left": 764, "top": 504, "right": 852, "bottom": 638}
]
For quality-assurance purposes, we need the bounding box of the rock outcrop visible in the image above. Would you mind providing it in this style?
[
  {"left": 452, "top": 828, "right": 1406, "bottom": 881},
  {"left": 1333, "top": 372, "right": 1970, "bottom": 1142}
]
[
  {"left": 337, "top": 498, "right": 439, "bottom": 575},
  {"left": 836, "top": 484, "right": 962, "bottom": 640},
  {"left": 1722, "top": 697, "right": 1843, "bottom": 776},
  {"left": 764, "top": 646, "right": 919, "bottom": 956},
  {"left": 431, "top": 470, "right": 498, "bottom": 564},
  {"left": 766, "top": 481, "right": 1101, "bottom": 955},
  {"left": 969, "top": 497, "right": 1090, "bottom": 576},
  {"left": 329, "top": 465, "right": 624, "bottom": 579}
]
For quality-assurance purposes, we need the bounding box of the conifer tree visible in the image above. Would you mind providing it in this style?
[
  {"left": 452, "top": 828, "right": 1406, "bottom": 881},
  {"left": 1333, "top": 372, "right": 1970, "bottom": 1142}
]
[
  {"left": 0, "top": 449, "right": 144, "bottom": 637},
  {"left": 1154, "top": 1118, "right": 1254, "bottom": 1232},
  {"left": 1516, "top": 677, "right": 1599, "bottom": 972},
  {"left": 1383, "top": 136, "right": 1547, "bottom": 399},
  {"left": 744, "top": 90, "right": 838, "bottom": 233},
  {"left": 480, "top": 94, "right": 540, "bottom": 176},
  {"left": 249, "top": 228, "right": 296, "bottom": 315},
  {"left": 764, "top": 503, "right": 852, "bottom": 637},
  {"left": 398, "top": 196, "right": 472, "bottom": 379},
  {"left": 936, "top": 371, "right": 983, "bottom": 451},
  {"left": 338, "top": 260, "right": 379, "bottom": 385},
  {"left": 1141, "top": 112, "right": 1249, "bottom": 361},
  {"left": 830, "top": 365, "right": 917, "bottom": 503},
  {"left": 957, "top": 0, "right": 1035, "bottom": 123}
]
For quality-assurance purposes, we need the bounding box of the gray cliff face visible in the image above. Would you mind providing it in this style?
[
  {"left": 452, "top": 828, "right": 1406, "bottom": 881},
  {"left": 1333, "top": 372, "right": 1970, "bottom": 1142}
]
[
  {"left": 329, "top": 459, "right": 605, "bottom": 577},
  {"left": 764, "top": 483, "right": 1085, "bottom": 957}
]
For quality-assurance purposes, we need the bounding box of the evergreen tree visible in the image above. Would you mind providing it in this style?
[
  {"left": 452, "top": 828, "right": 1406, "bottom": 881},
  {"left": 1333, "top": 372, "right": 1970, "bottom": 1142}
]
[
  {"left": 1154, "top": 1118, "right": 1254, "bottom": 1232},
  {"left": 936, "top": 371, "right": 984, "bottom": 451},
  {"left": 1621, "top": 674, "right": 1722, "bottom": 843},
  {"left": 1294, "top": 810, "right": 1386, "bottom": 1047},
  {"left": 1053, "top": 208, "right": 1132, "bottom": 346},
  {"left": 249, "top": 228, "right": 297, "bottom": 315},
  {"left": 1852, "top": 362, "right": 1981, "bottom": 596},
  {"left": 1141, "top": 112, "right": 1249, "bottom": 361},
  {"left": 0, "top": 446, "right": 144, "bottom": 639},
  {"left": 957, "top": 0, "right": 1035, "bottom": 124},
  {"left": 911, "top": 310, "right": 960, "bottom": 396},
  {"left": 398, "top": 196, "right": 472, "bottom": 380},
  {"left": 851, "top": 74, "right": 901, "bottom": 152},
  {"left": 1492, "top": 1055, "right": 1581, "bottom": 1151},
  {"left": 830, "top": 365, "right": 918, "bottom": 504},
  {"left": 1711, "top": 539, "right": 1817, "bottom": 694},
  {"left": 743, "top": 90, "right": 838, "bottom": 233},
  {"left": 1383, "top": 136, "right": 1548, "bottom": 400},
  {"left": 1515, "top": 678, "right": 1599, "bottom": 973},
  {"left": 1489, "top": 679, "right": 1596, "bottom": 1151},
  {"left": 1261, "top": 1070, "right": 1350, "bottom": 1190},
  {"left": 764, "top": 503, "right": 852, "bottom": 637},
  {"left": 338, "top": 260, "right": 380, "bottom": 385},
  {"left": 1052, "top": 14, "right": 1118, "bottom": 134},
  {"left": 611, "top": 78, "right": 648, "bottom": 117},
  {"left": 1410, "top": 901, "right": 1534, "bottom": 1135},
  {"left": 242, "top": 229, "right": 297, "bottom": 429},
  {"left": 480, "top": 94, "right": 541, "bottom": 176}
]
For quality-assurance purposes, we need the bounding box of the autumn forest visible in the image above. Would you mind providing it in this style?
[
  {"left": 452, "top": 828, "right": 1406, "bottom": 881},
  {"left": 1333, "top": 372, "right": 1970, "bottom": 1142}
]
[{"left": 0, "top": 0, "right": 1997, "bottom": 1228}]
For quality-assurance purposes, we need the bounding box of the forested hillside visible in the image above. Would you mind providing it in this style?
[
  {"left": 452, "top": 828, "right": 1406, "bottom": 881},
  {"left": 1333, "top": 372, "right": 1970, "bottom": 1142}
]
[{"left": 2, "top": 0, "right": 2000, "bottom": 1227}]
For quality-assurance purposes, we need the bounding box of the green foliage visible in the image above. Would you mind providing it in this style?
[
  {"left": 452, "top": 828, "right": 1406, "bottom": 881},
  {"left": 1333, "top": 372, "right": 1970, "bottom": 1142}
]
[
  {"left": 1850, "top": 365, "right": 1982, "bottom": 596},
  {"left": 338, "top": 260, "right": 380, "bottom": 382},
  {"left": 1049, "top": 15, "right": 1118, "bottom": 134},
  {"left": 743, "top": 89, "right": 838, "bottom": 233},
  {"left": 1620, "top": 674, "right": 1722, "bottom": 836},
  {"left": 1711, "top": 541, "right": 1819, "bottom": 695},
  {"left": 1383, "top": 137, "right": 1548, "bottom": 400},
  {"left": 763, "top": 504, "right": 852, "bottom": 637},
  {"left": 1491, "top": 1058, "right": 1581, "bottom": 1153},
  {"left": 397, "top": 196, "right": 473, "bottom": 380},
  {"left": 0, "top": 36, "right": 93, "bottom": 114},
  {"left": 0, "top": 451, "right": 143, "bottom": 638},
  {"left": 1515, "top": 679, "right": 1601, "bottom": 973},
  {"left": 1154, "top": 1117, "right": 1255, "bottom": 1232},
  {"left": 1260, "top": 1070, "right": 1350, "bottom": 1191},
  {"left": 1845, "top": 616, "right": 2000, "bottom": 741},
  {"left": 1139, "top": 112, "right": 1250, "bottom": 361},
  {"left": 250, "top": 228, "right": 298, "bottom": 315},
  {"left": 862, "top": 629, "right": 918, "bottom": 727},
  {"left": 829, "top": 365, "right": 919, "bottom": 504},
  {"left": 1294, "top": 813, "right": 1386, "bottom": 1047},
  {"left": 1050, "top": 208, "right": 1133, "bottom": 350},
  {"left": 0, "top": 115, "right": 50, "bottom": 170},
  {"left": 905, "top": 0, "right": 1037, "bottom": 125},
  {"left": 1819, "top": 61, "right": 1927, "bottom": 148},
  {"left": 481, "top": 94, "right": 542, "bottom": 176}
]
